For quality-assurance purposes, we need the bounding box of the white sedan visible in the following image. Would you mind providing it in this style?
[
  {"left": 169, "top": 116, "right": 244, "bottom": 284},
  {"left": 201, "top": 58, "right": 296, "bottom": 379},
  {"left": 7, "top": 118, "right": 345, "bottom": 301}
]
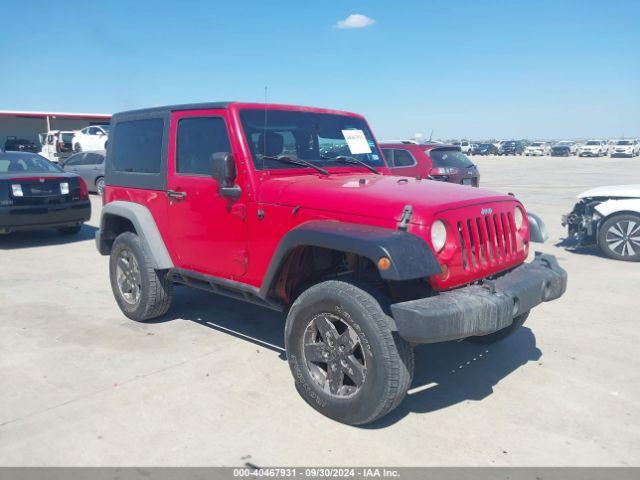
[
  {"left": 610, "top": 139, "right": 640, "bottom": 158},
  {"left": 524, "top": 142, "right": 550, "bottom": 156},
  {"left": 72, "top": 125, "right": 109, "bottom": 152},
  {"left": 578, "top": 139, "right": 608, "bottom": 157},
  {"left": 562, "top": 184, "right": 640, "bottom": 261}
]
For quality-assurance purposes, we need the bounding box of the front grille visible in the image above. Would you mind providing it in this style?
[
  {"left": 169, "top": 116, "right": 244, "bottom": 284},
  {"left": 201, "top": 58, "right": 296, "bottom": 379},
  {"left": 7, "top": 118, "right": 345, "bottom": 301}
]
[{"left": 455, "top": 212, "right": 517, "bottom": 272}]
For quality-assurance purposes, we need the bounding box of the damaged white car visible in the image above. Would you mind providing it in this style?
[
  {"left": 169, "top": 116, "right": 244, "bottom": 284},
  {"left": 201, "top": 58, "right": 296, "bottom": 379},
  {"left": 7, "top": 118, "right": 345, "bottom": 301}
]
[{"left": 562, "top": 185, "right": 640, "bottom": 261}]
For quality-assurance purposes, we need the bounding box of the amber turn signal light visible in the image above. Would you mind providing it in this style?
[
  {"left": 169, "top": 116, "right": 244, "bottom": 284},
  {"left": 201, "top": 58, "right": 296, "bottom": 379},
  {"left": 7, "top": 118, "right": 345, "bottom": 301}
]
[
  {"left": 439, "top": 263, "right": 450, "bottom": 280},
  {"left": 378, "top": 257, "right": 392, "bottom": 271}
]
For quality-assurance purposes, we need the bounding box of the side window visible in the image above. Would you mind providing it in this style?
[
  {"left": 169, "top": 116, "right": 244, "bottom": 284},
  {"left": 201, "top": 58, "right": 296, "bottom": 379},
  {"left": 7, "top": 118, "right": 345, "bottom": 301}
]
[
  {"left": 176, "top": 117, "right": 230, "bottom": 175},
  {"left": 112, "top": 118, "right": 164, "bottom": 174},
  {"left": 88, "top": 127, "right": 98, "bottom": 135},
  {"left": 381, "top": 149, "right": 394, "bottom": 166},
  {"left": 81, "top": 128, "right": 89, "bottom": 135},
  {"left": 392, "top": 149, "right": 416, "bottom": 167},
  {"left": 83, "top": 153, "right": 100, "bottom": 165},
  {"left": 65, "top": 154, "right": 84, "bottom": 166}
]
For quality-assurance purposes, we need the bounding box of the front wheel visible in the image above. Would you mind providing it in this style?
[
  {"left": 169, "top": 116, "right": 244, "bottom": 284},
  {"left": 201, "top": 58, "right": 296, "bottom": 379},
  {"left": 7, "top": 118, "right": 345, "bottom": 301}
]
[
  {"left": 597, "top": 214, "right": 640, "bottom": 262},
  {"left": 285, "top": 279, "right": 414, "bottom": 425},
  {"left": 109, "top": 232, "right": 174, "bottom": 321},
  {"left": 466, "top": 312, "right": 530, "bottom": 344}
]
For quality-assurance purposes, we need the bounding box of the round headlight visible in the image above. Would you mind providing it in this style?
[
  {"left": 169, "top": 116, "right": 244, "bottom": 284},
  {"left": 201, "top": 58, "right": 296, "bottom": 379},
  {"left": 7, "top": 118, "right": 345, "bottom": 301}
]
[
  {"left": 514, "top": 206, "right": 524, "bottom": 230},
  {"left": 431, "top": 220, "right": 447, "bottom": 252}
]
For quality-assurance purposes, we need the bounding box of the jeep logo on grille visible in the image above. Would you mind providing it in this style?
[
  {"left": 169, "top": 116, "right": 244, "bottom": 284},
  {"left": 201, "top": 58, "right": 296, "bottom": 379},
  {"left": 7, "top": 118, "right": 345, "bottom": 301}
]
[{"left": 481, "top": 208, "right": 493, "bottom": 215}]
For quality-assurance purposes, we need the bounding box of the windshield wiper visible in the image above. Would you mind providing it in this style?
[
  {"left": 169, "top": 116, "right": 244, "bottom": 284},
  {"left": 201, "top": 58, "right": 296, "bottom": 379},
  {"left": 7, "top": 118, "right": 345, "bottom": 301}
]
[
  {"left": 261, "top": 155, "right": 330, "bottom": 176},
  {"left": 324, "top": 155, "right": 380, "bottom": 175}
]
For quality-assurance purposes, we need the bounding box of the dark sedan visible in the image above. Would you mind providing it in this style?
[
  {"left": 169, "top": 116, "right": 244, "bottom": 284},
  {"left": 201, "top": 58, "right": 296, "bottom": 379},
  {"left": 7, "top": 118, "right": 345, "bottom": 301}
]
[
  {"left": 472, "top": 143, "right": 498, "bottom": 155},
  {"left": 0, "top": 152, "right": 91, "bottom": 234},
  {"left": 497, "top": 141, "right": 525, "bottom": 155}
]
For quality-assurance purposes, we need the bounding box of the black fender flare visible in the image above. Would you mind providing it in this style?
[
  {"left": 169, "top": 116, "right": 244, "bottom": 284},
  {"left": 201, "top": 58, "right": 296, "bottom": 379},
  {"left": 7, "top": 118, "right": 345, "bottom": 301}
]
[
  {"left": 96, "top": 201, "right": 174, "bottom": 269},
  {"left": 258, "top": 220, "right": 441, "bottom": 298}
]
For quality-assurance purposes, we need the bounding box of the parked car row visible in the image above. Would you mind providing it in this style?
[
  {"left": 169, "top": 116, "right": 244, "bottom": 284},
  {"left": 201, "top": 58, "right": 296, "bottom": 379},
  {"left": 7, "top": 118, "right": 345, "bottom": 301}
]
[
  {"left": 465, "top": 138, "right": 640, "bottom": 157},
  {"left": 3, "top": 125, "right": 111, "bottom": 163}
]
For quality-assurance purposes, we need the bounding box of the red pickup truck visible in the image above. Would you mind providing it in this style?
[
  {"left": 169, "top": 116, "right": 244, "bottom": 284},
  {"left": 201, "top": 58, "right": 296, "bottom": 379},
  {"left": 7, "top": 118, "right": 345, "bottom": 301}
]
[{"left": 96, "top": 102, "right": 567, "bottom": 425}]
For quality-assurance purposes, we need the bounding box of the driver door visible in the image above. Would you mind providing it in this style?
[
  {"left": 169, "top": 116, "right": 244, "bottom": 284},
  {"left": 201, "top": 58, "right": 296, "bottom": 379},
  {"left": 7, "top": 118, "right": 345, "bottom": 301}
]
[{"left": 165, "top": 109, "right": 248, "bottom": 278}]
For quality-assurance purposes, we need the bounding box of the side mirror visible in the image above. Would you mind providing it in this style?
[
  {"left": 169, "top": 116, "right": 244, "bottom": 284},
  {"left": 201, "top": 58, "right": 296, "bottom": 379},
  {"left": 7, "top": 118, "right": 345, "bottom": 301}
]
[{"left": 211, "top": 152, "right": 241, "bottom": 198}]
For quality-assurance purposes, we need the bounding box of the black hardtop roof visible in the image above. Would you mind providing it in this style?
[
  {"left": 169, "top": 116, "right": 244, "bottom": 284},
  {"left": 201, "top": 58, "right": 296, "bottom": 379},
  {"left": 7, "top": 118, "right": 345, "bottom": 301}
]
[{"left": 112, "top": 102, "right": 232, "bottom": 120}]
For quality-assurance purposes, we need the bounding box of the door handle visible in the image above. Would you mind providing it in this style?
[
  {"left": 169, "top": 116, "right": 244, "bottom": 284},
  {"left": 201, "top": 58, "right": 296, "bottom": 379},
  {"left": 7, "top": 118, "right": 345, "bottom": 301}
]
[{"left": 166, "top": 190, "right": 187, "bottom": 200}]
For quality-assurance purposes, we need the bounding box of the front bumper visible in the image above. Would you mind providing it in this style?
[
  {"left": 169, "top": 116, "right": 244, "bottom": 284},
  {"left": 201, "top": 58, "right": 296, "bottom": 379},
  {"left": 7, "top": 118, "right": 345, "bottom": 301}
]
[
  {"left": 611, "top": 151, "right": 633, "bottom": 157},
  {"left": 0, "top": 200, "right": 91, "bottom": 233},
  {"left": 390, "top": 252, "right": 567, "bottom": 343}
]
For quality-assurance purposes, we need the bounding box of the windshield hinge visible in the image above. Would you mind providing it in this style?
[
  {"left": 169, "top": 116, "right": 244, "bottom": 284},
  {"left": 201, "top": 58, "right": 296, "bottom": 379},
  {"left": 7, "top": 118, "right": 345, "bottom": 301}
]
[{"left": 397, "top": 205, "right": 413, "bottom": 231}]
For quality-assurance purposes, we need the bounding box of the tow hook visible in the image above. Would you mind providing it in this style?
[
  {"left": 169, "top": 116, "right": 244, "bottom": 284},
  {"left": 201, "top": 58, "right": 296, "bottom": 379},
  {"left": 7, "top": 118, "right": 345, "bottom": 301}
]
[{"left": 398, "top": 205, "right": 413, "bottom": 231}]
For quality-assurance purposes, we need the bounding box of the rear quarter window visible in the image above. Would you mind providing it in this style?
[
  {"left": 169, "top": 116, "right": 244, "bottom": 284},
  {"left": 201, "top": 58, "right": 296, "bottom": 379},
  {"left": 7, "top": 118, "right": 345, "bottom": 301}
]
[
  {"left": 428, "top": 148, "right": 473, "bottom": 168},
  {"left": 112, "top": 119, "right": 164, "bottom": 174}
]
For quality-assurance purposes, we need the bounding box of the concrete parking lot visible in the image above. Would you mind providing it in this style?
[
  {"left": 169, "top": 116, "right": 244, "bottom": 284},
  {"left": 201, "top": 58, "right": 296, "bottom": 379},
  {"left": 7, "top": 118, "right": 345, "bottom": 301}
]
[{"left": 1, "top": 155, "right": 639, "bottom": 466}]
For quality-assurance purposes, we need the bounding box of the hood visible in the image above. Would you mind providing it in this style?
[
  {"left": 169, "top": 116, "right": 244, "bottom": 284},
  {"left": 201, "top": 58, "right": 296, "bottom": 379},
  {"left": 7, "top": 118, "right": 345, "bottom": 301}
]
[
  {"left": 578, "top": 184, "right": 640, "bottom": 199},
  {"left": 258, "top": 173, "right": 515, "bottom": 225}
]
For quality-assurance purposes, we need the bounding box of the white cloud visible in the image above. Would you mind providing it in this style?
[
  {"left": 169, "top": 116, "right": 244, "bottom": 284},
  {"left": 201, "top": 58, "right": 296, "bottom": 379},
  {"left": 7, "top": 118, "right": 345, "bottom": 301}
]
[{"left": 336, "top": 14, "right": 375, "bottom": 29}]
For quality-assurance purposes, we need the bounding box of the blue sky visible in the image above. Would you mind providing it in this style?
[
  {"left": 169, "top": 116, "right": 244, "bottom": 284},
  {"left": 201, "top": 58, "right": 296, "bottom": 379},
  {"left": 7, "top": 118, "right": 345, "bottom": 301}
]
[{"left": 0, "top": 0, "right": 638, "bottom": 139}]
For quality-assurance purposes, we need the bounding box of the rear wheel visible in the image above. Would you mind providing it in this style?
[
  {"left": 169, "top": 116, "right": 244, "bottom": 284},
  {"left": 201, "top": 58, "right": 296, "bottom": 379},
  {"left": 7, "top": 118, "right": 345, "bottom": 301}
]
[
  {"left": 285, "top": 279, "right": 414, "bottom": 425},
  {"left": 466, "top": 312, "right": 530, "bottom": 344},
  {"left": 109, "top": 232, "right": 173, "bottom": 321},
  {"left": 597, "top": 214, "right": 640, "bottom": 262},
  {"left": 74, "top": 143, "right": 82, "bottom": 153}
]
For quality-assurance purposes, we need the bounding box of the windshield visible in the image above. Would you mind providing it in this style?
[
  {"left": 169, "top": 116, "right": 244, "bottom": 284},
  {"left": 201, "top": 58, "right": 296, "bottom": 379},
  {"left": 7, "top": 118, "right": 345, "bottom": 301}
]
[
  {"left": 616, "top": 140, "right": 633, "bottom": 145},
  {"left": 0, "top": 153, "right": 63, "bottom": 174},
  {"left": 239, "top": 109, "right": 384, "bottom": 171},
  {"left": 502, "top": 142, "right": 516, "bottom": 147},
  {"left": 428, "top": 148, "right": 473, "bottom": 168},
  {"left": 531, "top": 142, "right": 544, "bottom": 147},
  {"left": 557, "top": 141, "right": 572, "bottom": 146},
  {"left": 586, "top": 141, "right": 600, "bottom": 145},
  {"left": 479, "top": 143, "right": 493, "bottom": 148}
]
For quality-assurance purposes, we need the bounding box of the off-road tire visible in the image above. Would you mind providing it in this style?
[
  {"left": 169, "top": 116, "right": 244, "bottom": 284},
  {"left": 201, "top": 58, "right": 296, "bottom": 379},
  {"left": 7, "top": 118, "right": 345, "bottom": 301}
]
[
  {"left": 109, "top": 231, "right": 173, "bottom": 321},
  {"left": 597, "top": 214, "right": 640, "bottom": 262},
  {"left": 466, "top": 311, "right": 530, "bottom": 344},
  {"left": 58, "top": 224, "right": 82, "bottom": 235},
  {"left": 285, "top": 279, "right": 414, "bottom": 425}
]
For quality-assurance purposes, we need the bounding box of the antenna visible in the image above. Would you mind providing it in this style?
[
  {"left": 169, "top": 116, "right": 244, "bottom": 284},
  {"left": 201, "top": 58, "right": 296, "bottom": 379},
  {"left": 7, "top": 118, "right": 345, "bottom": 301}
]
[
  {"left": 429, "top": 129, "right": 434, "bottom": 142},
  {"left": 262, "top": 86, "right": 268, "bottom": 171}
]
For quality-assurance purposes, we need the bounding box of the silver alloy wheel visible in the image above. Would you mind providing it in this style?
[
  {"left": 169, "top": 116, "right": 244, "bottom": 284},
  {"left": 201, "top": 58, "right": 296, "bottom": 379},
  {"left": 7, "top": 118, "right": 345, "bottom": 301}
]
[
  {"left": 302, "top": 313, "right": 367, "bottom": 398},
  {"left": 96, "top": 178, "right": 105, "bottom": 196},
  {"left": 116, "top": 248, "right": 142, "bottom": 305},
  {"left": 605, "top": 219, "right": 640, "bottom": 257}
]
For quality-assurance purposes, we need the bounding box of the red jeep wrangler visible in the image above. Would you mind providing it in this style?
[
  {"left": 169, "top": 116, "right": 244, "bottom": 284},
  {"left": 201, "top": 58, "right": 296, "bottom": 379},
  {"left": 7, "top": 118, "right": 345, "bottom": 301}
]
[{"left": 96, "top": 102, "right": 567, "bottom": 425}]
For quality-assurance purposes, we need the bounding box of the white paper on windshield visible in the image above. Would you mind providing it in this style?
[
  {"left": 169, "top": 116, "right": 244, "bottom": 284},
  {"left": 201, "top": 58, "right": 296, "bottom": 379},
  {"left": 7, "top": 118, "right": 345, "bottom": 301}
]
[{"left": 342, "top": 129, "right": 372, "bottom": 154}]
